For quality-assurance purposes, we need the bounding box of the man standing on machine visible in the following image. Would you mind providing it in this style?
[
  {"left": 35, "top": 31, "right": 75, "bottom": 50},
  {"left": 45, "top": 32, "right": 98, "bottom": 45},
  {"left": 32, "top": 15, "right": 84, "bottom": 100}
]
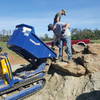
[
  {"left": 53, "top": 9, "right": 67, "bottom": 25},
  {"left": 51, "top": 9, "right": 67, "bottom": 50}
]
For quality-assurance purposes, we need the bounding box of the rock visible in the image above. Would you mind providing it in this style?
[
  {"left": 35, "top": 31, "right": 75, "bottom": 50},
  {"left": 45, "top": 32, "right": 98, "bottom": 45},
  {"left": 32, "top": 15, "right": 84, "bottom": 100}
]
[
  {"left": 83, "top": 54, "right": 100, "bottom": 73},
  {"left": 76, "top": 72, "right": 100, "bottom": 100},
  {"left": 26, "top": 71, "right": 100, "bottom": 100},
  {"left": 90, "top": 72, "right": 100, "bottom": 90},
  {"left": 52, "top": 61, "right": 86, "bottom": 76},
  {"left": 24, "top": 70, "right": 100, "bottom": 100},
  {"left": 84, "top": 44, "right": 100, "bottom": 55}
]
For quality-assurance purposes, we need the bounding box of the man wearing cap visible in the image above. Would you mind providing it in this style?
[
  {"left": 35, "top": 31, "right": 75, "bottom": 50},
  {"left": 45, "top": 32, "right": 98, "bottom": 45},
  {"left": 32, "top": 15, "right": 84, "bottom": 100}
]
[
  {"left": 51, "top": 9, "right": 67, "bottom": 50},
  {"left": 53, "top": 9, "right": 67, "bottom": 25}
]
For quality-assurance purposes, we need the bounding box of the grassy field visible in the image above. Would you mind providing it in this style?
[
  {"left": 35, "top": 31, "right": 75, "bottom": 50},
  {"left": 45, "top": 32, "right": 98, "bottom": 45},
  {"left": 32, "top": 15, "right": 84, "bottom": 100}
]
[
  {"left": 0, "top": 40, "right": 100, "bottom": 65},
  {"left": 0, "top": 42, "right": 7, "bottom": 48},
  {"left": 0, "top": 42, "right": 28, "bottom": 65},
  {"left": 0, "top": 42, "right": 12, "bottom": 53},
  {"left": 91, "top": 40, "right": 100, "bottom": 43},
  {"left": 0, "top": 40, "right": 100, "bottom": 50},
  {"left": 0, "top": 42, "right": 22, "bottom": 58},
  {"left": 0, "top": 39, "right": 100, "bottom": 52}
]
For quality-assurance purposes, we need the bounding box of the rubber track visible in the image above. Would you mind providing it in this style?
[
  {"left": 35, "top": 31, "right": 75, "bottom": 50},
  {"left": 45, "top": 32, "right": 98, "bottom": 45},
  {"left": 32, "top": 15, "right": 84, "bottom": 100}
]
[
  {"left": 0, "top": 73, "right": 45, "bottom": 95},
  {"left": 18, "top": 79, "right": 46, "bottom": 100}
]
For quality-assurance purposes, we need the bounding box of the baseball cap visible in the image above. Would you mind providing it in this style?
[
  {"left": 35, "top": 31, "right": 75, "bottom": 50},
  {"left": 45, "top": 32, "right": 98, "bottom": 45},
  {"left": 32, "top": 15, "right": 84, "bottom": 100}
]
[
  {"left": 61, "top": 9, "right": 67, "bottom": 15},
  {"left": 48, "top": 24, "right": 53, "bottom": 31}
]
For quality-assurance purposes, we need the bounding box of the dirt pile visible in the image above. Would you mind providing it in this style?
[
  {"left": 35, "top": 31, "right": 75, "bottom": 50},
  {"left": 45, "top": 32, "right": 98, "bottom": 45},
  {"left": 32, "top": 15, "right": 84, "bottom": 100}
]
[
  {"left": 73, "top": 44, "right": 100, "bottom": 73},
  {"left": 24, "top": 44, "right": 100, "bottom": 100},
  {"left": 25, "top": 70, "right": 100, "bottom": 100},
  {"left": 53, "top": 44, "right": 100, "bottom": 76}
]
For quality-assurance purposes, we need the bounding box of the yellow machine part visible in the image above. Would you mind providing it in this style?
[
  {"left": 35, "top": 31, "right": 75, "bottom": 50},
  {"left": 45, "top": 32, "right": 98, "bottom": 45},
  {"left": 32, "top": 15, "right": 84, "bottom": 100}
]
[{"left": 0, "top": 57, "right": 12, "bottom": 84}]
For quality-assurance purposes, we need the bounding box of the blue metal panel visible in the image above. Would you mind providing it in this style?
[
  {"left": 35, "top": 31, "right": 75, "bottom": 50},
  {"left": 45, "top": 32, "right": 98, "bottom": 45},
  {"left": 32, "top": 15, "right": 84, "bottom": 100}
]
[
  {"left": 0, "top": 72, "right": 45, "bottom": 93},
  {"left": 0, "top": 78, "right": 20, "bottom": 92},
  {"left": 8, "top": 24, "right": 57, "bottom": 59},
  {"left": 0, "top": 62, "right": 46, "bottom": 93},
  {"left": 0, "top": 79, "right": 5, "bottom": 86},
  {"left": 0, "top": 85, "right": 11, "bottom": 92},
  {"left": 16, "top": 24, "right": 35, "bottom": 32},
  {"left": 23, "top": 63, "right": 46, "bottom": 78},
  {"left": 5, "top": 80, "right": 45, "bottom": 100}
]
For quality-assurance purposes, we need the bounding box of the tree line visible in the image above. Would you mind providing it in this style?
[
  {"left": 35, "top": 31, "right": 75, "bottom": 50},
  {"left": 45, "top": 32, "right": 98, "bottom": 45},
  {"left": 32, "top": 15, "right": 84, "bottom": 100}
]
[
  {"left": 42, "top": 28, "right": 100, "bottom": 41},
  {"left": 0, "top": 28, "right": 100, "bottom": 42},
  {"left": 0, "top": 29, "right": 12, "bottom": 42},
  {"left": 71, "top": 28, "right": 100, "bottom": 40}
]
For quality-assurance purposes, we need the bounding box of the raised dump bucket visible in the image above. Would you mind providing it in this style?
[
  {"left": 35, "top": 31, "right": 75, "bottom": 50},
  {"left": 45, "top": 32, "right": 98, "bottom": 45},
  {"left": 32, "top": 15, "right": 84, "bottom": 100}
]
[{"left": 8, "top": 24, "right": 57, "bottom": 60}]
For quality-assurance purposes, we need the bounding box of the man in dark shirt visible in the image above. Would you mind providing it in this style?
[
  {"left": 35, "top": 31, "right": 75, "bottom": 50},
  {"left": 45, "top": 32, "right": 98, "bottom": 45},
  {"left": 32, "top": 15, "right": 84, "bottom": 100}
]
[{"left": 53, "top": 9, "right": 67, "bottom": 25}]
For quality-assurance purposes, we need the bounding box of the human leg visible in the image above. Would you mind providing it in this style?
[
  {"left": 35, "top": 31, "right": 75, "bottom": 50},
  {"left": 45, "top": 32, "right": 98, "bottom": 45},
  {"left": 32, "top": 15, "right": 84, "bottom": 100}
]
[
  {"left": 64, "top": 36, "right": 72, "bottom": 60},
  {"left": 58, "top": 39, "right": 63, "bottom": 61}
]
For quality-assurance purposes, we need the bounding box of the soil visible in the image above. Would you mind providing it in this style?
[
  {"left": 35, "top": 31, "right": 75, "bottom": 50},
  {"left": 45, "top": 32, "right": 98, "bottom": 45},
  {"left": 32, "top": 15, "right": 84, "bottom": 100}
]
[{"left": 1, "top": 43, "right": 100, "bottom": 100}]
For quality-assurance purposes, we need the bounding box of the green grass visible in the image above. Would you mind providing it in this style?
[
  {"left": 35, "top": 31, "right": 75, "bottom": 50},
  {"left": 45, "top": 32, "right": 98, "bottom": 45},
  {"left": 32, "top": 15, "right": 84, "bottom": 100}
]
[
  {"left": 91, "top": 40, "right": 100, "bottom": 43},
  {"left": 0, "top": 40, "right": 100, "bottom": 53},
  {"left": 0, "top": 42, "right": 7, "bottom": 47},
  {"left": 0, "top": 42, "right": 8, "bottom": 50},
  {"left": 0, "top": 42, "right": 12, "bottom": 52},
  {"left": 0, "top": 42, "right": 19, "bottom": 57}
]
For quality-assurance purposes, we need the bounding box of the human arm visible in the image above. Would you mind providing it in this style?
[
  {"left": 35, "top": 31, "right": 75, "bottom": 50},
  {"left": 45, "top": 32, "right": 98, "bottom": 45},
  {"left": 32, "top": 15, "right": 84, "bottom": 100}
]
[
  {"left": 61, "top": 24, "right": 71, "bottom": 34},
  {"left": 64, "top": 24, "right": 71, "bottom": 29}
]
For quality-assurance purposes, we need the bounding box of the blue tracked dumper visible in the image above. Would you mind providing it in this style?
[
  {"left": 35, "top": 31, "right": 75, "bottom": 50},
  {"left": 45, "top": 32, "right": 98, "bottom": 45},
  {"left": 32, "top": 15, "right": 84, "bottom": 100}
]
[{"left": 0, "top": 24, "right": 57, "bottom": 100}]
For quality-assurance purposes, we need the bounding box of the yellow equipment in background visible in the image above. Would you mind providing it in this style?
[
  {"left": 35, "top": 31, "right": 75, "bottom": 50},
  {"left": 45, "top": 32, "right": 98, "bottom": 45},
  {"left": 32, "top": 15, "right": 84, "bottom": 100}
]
[{"left": 0, "top": 55, "right": 13, "bottom": 85}]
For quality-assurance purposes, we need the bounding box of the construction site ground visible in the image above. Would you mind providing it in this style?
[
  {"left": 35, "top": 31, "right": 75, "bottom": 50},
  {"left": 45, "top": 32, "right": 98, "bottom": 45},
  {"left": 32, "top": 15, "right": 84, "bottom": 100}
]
[{"left": 1, "top": 43, "right": 100, "bottom": 100}]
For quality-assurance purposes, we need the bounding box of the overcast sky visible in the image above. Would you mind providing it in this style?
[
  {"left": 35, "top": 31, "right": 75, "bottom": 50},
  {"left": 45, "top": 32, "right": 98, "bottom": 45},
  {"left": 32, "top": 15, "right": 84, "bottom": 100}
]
[{"left": 0, "top": 0, "right": 100, "bottom": 37}]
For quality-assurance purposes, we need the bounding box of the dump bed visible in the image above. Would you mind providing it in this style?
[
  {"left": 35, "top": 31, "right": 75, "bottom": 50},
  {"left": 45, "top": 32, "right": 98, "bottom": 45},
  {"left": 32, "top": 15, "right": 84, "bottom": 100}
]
[{"left": 8, "top": 24, "right": 57, "bottom": 60}]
